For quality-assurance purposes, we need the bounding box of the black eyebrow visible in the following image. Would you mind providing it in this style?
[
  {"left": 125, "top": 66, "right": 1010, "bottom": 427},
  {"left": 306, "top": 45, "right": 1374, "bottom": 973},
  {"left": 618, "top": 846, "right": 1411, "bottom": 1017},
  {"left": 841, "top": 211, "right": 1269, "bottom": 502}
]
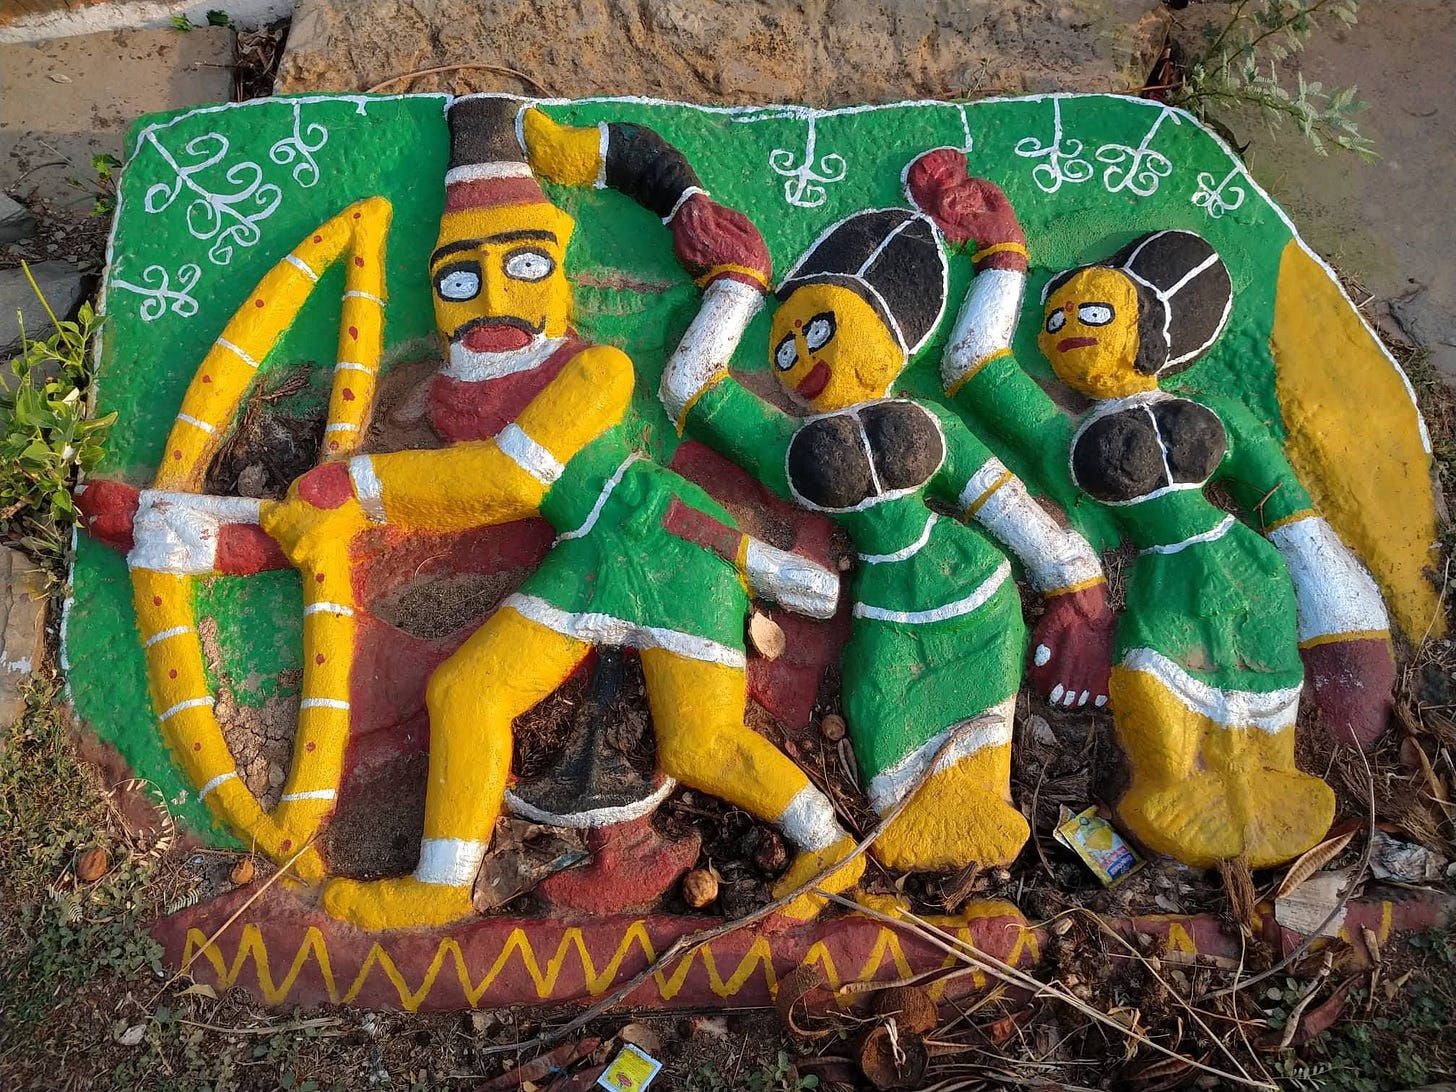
[{"left": 430, "top": 230, "right": 558, "bottom": 266}]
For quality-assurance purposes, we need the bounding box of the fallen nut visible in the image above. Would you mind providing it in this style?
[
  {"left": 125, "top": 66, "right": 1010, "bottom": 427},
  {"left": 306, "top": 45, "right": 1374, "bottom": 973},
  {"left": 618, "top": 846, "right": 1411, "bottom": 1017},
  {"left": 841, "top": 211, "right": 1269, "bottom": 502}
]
[
  {"left": 820, "top": 714, "right": 847, "bottom": 741},
  {"left": 76, "top": 847, "right": 109, "bottom": 882},
  {"left": 682, "top": 867, "right": 719, "bottom": 909},
  {"left": 230, "top": 856, "right": 256, "bottom": 885}
]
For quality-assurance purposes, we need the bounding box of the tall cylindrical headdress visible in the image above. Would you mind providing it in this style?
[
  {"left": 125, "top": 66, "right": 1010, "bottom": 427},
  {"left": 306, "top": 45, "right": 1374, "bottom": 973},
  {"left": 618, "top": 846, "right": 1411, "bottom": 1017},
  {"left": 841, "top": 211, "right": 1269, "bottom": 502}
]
[{"left": 443, "top": 95, "right": 550, "bottom": 213}]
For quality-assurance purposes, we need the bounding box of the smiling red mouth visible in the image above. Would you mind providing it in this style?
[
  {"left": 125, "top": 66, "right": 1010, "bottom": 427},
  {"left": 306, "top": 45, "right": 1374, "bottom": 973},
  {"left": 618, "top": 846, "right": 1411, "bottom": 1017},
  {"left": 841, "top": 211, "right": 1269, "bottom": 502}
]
[
  {"left": 1057, "top": 337, "right": 1099, "bottom": 352},
  {"left": 796, "top": 360, "right": 831, "bottom": 400}
]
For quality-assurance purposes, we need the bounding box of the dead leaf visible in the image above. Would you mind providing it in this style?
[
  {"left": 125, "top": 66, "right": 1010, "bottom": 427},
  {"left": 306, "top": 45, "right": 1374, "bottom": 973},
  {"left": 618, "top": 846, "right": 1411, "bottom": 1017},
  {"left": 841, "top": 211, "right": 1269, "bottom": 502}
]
[
  {"left": 776, "top": 964, "right": 834, "bottom": 1039},
  {"left": 618, "top": 1022, "right": 664, "bottom": 1058},
  {"left": 76, "top": 847, "right": 109, "bottom": 882},
  {"left": 478, "top": 1038, "right": 600, "bottom": 1091},
  {"left": 1275, "top": 830, "right": 1356, "bottom": 899},
  {"left": 749, "top": 612, "right": 786, "bottom": 660},
  {"left": 1120, "top": 1052, "right": 1201, "bottom": 1092},
  {"left": 1027, "top": 714, "right": 1056, "bottom": 746},
  {"left": 178, "top": 983, "right": 218, "bottom": 999},
  {"left": 116, "top": 1024, "right": 146, "bottom": 1046},
  {"left": 686, "top": 1015, "right": 729, "bottom": 1041},
  {"left": 47, "top": 71, "right": 72, "bottom": 83},
  {"left": 1257, "top": 975, "right": 1359, "bottom": 1049}
]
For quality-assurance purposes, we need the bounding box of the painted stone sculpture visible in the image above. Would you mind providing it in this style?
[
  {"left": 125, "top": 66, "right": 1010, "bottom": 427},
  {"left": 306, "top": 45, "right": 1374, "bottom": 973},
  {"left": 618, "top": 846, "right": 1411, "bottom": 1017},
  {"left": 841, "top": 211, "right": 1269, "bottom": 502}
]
[
  {"left": 654, "top": 192, "right": 1114, "bottom": 871},
  {"left": 908, "top": 148, "right": 1395, "bottom": 866},
  {"left": 65, "top": 93, "right": 1444, "bottom": 1010}
]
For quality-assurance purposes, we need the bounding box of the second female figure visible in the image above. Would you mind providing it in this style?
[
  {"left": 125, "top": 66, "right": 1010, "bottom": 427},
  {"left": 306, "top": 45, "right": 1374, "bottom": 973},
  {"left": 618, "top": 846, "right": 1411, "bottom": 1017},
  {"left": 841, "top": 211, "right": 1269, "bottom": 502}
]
[{"left": 660, "top": 203, "right": 1114, "bottom": 872}]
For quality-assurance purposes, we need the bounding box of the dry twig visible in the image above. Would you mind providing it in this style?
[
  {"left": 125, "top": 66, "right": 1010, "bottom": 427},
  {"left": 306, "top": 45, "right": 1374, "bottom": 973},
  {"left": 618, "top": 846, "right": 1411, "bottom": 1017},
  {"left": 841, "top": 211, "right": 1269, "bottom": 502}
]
[
  {"left": 365, "top": 63, "right": 554, "bottom": 95},
  {"left": 822, "top": 892, "right": 1277, "bottom": 1090}
]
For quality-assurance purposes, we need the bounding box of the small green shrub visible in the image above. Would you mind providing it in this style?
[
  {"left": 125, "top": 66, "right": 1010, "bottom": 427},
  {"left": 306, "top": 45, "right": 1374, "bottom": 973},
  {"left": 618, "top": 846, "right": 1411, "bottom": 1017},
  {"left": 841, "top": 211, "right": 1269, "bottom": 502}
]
[
  {"left": 1, "top": 265, "right": 113, "bottom": 570},
  {"left": 1171, "top": 0, "right": 1376, "bottom": 162}
]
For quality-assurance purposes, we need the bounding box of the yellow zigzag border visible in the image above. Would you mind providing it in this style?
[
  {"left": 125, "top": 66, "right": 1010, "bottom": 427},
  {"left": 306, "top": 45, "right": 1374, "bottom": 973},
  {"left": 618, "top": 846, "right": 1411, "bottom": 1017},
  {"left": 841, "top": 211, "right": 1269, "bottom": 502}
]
[{"left": 180, "top": 918, "right": 1041, "bottom": 1011}]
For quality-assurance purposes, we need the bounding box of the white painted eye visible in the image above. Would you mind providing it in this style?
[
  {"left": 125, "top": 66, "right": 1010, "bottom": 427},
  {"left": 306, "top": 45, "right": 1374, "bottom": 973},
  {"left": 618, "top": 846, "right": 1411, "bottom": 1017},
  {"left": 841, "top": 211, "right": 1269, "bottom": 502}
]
[
  {"left": 774, "top": 334, "right": 798, "bottom": 371},
  {"left": 437, "top": 267, "right": 480, "bottom": 301},
  {"left": 503, "top": 249, "right": 554, "bottom": 282},
  {"left": 1078, "top": 303, "right": 1115, "bottom": 326},
  {"left": 1045, "top": 309, "right": 1066, "bottom": 334},
  {"left": 803, "top": 312, "right": 836, "bottom": 352}
]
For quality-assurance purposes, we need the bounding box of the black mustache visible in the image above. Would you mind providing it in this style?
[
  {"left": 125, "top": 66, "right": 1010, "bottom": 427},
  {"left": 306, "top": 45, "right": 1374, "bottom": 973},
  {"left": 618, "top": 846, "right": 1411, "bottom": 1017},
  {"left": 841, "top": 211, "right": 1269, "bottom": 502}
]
[{"left": 449, "top": 314, "right": 545, "bottom": 343}]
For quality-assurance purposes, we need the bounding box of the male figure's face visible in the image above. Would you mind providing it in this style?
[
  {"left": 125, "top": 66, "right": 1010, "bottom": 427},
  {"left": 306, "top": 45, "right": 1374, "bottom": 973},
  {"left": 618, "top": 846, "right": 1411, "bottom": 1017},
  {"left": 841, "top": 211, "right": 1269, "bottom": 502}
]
[{"left": 431, "top": 202, "right": 576, "bottom": 370}]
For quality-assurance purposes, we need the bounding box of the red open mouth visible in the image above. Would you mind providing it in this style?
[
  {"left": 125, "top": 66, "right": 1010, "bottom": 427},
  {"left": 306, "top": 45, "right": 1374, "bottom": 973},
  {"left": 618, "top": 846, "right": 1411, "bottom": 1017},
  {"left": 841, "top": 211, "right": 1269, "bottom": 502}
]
[
  {"left": 796, "top": 360, "right": 831, "bottom": 400},
  {"left": 1057, "top": 337, "right": 1099, "bottom": 352},
  {"left": 461, "top": 323, "right": 534, "bottom": 353}
]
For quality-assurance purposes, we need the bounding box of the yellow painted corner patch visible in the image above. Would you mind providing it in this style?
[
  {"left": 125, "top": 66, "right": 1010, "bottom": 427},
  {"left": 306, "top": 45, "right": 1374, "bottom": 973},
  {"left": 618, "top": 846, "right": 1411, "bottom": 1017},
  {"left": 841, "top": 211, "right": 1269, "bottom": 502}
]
[{"left": 1271, "top": 239, "right": 1445, "bottom": 640}]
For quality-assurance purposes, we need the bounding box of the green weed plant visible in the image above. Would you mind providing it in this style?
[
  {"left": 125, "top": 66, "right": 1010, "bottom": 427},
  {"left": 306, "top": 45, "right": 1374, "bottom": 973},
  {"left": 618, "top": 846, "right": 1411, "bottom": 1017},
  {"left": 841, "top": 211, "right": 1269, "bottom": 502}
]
[{"left": 2, "top": 264, "right": 113, "bottom": 572}]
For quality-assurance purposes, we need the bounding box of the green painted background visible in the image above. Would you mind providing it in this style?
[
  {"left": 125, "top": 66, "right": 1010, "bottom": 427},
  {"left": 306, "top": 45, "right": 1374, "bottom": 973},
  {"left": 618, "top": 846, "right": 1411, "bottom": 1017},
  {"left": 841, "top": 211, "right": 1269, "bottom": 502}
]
[{"left": 68, "top": 92, "right": 1314, "bottom": 841}]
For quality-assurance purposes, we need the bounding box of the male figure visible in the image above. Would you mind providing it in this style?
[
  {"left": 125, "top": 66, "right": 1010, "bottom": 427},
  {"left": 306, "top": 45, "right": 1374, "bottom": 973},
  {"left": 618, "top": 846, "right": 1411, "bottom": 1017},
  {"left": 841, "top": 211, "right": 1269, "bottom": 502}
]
[{"left": 264, "top": 97, "right": 862, "bottom": 930}]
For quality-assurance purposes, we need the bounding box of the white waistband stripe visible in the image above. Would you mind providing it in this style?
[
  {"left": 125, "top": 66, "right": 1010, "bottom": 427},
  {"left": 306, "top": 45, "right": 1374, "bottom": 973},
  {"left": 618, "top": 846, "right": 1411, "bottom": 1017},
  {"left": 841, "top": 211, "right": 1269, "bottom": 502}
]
[
  {"left": 1120, "top": 646, "right": 1301, "bottom": 732},
  {"left": 284, "top": 254, "right": 319, "bottom": 282},
  {"left": 503, "top": 593, "right": 747, "bottom": 669},
  {"left": 304, "top": 602, "right": 354, "bottom": 617}
]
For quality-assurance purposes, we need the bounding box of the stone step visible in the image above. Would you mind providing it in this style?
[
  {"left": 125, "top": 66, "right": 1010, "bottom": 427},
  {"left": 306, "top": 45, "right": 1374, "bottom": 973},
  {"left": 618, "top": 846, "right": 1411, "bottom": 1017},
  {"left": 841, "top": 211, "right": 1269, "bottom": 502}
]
[
  {"left": 0, "top": 26, "right": 235, "bottom": 218},
  {"left": 0, "top": 1, "right": 290, "bottom": 43}
]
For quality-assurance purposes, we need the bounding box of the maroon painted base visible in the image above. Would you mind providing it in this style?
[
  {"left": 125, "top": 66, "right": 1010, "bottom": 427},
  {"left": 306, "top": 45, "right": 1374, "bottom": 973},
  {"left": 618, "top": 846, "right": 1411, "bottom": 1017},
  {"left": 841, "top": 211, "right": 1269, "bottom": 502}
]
[{"left": 153, "top": 884, "right": 1454, "bottom": 1013}]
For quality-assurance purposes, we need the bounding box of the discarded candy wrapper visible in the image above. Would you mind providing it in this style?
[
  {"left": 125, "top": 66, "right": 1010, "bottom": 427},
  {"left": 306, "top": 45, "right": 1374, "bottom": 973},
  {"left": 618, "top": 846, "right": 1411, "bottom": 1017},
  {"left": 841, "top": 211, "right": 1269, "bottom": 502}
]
[
  {"left": 1054, "top": 805, "right": 1144, "bottom": 886},
  {"left": 598, "top": 1043, "right": 663, "bottom": 1092}
]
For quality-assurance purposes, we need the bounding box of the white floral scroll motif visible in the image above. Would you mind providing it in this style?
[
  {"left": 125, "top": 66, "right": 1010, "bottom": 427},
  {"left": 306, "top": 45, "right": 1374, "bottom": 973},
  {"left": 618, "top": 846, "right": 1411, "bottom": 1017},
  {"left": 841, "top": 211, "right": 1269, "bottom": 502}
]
[
  {"left": 1192, "top": 166, "right": 1247, "bottom": 219},
  {"left": 269, "top": 101, "right": 329, "bottom": 187},
  {"left": 1013, "top": 99, "right": 1093, "bottom": 194},
  {"left": 768, "top": 114, "right": 847, "bottom": 209},
  {"left": 109, "top": 263, "right": 202, "bottom": 321},
  {"left": 1094, "top": 105, "right": 1181, "bottom": 197},
  {"left": 141, "top": 130, "right": 282, "bottom": 266}
]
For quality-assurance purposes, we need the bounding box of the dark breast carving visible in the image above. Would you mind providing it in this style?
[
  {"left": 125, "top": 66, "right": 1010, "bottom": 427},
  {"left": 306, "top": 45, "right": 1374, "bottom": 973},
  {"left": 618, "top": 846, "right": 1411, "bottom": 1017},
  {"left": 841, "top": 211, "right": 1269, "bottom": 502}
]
[
  {"left": 1071, "top": 397, "right": 1226, "bottom": 504},
  {"left": 787, "top": 400, "right": 946, "bottom": 511}
]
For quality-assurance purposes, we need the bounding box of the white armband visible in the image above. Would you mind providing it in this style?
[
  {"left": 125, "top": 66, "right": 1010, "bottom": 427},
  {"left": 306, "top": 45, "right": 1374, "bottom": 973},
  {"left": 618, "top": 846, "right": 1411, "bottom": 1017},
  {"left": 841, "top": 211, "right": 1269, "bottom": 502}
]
[
  {"left": 1268, "top": 516, "right": 1389, "bottom": 644},
  {"left": 659, "top": 277, "right": 763, "bottom": 426},
  {"left": 743, "top": 538, "right": 839, "bottom": 620},
  {"left": 127, "top": 491, "right": 262, "bottom": 575},
  {"left": 965, "top": 459, "right": 1101, "bottom": 593},
  {"left": 943, "top": 267, "right": 1024, "bottom": 393}
]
